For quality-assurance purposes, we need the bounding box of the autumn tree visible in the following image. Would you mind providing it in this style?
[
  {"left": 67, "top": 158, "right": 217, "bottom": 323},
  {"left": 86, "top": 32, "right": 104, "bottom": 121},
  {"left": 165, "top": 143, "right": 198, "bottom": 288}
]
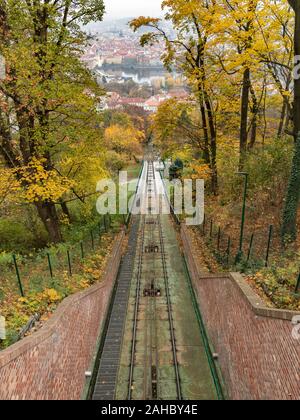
[
  {"left": 130, "top": 0, "right": 221, "bottom": 194},
  {"left": 220, "top": 0, "right": 258, "bottom": 164},
  {"left": 104, "top": 124, "right": 144, "bottom": 162},
  {"left": 254, "top": 1, "right": 294, "bottom": 138},
  {"left": 288, "top": 0, "right": 300, "bottom": 139},
  {"left": 152, "top": 98, "right": 205, "bottom": 159},
  {"left": 0, "top": 0, "right": 105, "bottom": 243}
]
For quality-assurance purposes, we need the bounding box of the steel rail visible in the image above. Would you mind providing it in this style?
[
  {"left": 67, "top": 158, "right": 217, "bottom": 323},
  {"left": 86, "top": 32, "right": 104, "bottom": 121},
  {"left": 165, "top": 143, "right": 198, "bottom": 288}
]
[
  {"left": 157, "top": 214, "right": 182, "bottom": 400},
  {"left": 128, "top": 161, "right": 150, "bottom": 399},
  {"left": 128, "top": 158, "right": 182, "bottom": 400},
  {"left": 152, "top": 160, "right": 182, "bottom": 400},
  {"left": 147, "top": 161, "right": 159, "bottom": 400},
  {"left": 127, "top": 214, "right": 145, "bottom": 400}
]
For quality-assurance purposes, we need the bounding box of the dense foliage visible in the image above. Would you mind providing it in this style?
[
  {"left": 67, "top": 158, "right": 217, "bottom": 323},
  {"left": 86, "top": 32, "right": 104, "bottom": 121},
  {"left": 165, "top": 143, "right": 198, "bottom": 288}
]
[
  {"left": 132, "top": 0, "right": 300, "bottom": 242},
  {"left": 0, "top": 1, "right": 145, "bottom": 251}
]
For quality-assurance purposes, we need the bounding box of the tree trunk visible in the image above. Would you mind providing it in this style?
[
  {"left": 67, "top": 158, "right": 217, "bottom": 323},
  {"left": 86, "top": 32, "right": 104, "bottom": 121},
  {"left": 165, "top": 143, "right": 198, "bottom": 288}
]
[
  {"left": 248, "top": 84, "right": 259, "bottom": 150},
  {"left": 293, "top": 1, "right": 300, "bottom": 141},
  {"left": 196, "top": 80, "right": 210, "bottom": 166},
  {"left": 60, "top": 200, "right": 72, "bottom": 223},
  {"left": 35, "top": 201, "right": 62, "bottom": 243},
  {"left": 195, "top": 81, "right": 217, "bottom": 193},
  {"left": 281, "top": 133, "right": 300, "bottom": 242},
  {"left": 277, "top": 100, "right": 287, "bottom": 138},
  {"left": 0, "top": 108, "right": 20, "bottom": 168},
  {"left": 204, "top": 94, "right": 218, "bottom": 195},
  {"left": 249, "top": 116, "right": 257, "bottom": 150},
  {"left": 200, "top": 103, "right": 211, "bottom": 165},
  {"left": 239, "top": 68, "right": 251, "bottom": 167},
  {"left": 281, "top": 0, "right": 300, "bottom": 243},
  {"left": 210, "top": 156, "right": 218, "bottom": 195}
]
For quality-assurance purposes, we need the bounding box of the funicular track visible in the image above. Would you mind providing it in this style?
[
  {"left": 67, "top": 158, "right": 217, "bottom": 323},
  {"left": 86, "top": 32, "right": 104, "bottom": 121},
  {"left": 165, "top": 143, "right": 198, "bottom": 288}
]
[
  {"left": 127, "top": 160, "right": 182, "bottom": 400},
  {"left": 91, "top": 152, "right": 224, "bottom": 401}
]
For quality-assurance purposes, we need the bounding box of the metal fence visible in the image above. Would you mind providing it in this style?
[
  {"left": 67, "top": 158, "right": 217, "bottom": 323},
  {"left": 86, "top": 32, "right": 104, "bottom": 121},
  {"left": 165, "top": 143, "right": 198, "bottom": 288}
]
[
  {"left": 198, "top": 215, "right": 278, "bottom": 270},
  {"left": 0, "top": 213, "right": 124, "bottom": 299},
  {"left": 199, "top": 217, "right": 300, "bottom": 296}
]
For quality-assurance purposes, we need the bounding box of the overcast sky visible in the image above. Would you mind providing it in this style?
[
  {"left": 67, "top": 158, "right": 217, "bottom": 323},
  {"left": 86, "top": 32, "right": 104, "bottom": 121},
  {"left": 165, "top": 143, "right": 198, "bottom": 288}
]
[{"left": 103, "top": 0, "right": 163, "bottom": 20}]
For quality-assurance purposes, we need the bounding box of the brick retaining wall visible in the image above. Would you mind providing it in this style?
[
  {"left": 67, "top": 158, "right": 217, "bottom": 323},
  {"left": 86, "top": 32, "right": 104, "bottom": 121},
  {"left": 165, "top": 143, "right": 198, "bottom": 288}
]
[
  {"left": 0, "top": 231, "right": 125, "bottom": 400},
  {"left": 181, "top": 225, "right": 300, "bottom": 400}
]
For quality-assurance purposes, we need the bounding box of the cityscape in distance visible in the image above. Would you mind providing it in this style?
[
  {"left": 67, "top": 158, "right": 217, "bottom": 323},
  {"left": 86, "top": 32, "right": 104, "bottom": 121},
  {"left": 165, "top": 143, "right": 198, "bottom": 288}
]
[{"left": 82, "top": 18, "right": 189, "bottom": 113}]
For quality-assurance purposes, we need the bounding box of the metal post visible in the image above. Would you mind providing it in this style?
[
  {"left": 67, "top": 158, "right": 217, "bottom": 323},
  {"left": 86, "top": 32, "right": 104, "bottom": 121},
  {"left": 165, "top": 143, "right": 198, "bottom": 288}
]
[
  {"left": 247, "top": 234, "right": 254, "bottom": 263},
  {"left": 202, "top": 214, "right": 206, "bottom": 235},
  {"left": 13, "top": 255, "right": 24, "bottom": 297},
  {"left": 104, "top": 215, "right": 108, "bottom": 232},
  {"left": 210, "top": 219, "right": 213, "bottom": 239},
  {"left": 226, "top": 236, "right": 231, "bottom": 266},
  {"left": 265, "top": 225, "right": 273, "bottom": 267},
  {"left": 295, "top": 272, "right": 300, "bottom": 294},
  {"left": 217, "top": 227, "right": 221, "bottom": 251},
  {"left": 91, "top": 230, "right": 94, "bottom": 250},
  {"left": 67, "top": 250, "right": 72, "bottom": 277},
  {"left": 80, "top": 242, "right": 84, "bottom": 259},
  {"left": 47, "top": 253, "right": 53, "bottom": 278},
  {"left": 235, "top": 172, "right": 249, "bottom": 263}
]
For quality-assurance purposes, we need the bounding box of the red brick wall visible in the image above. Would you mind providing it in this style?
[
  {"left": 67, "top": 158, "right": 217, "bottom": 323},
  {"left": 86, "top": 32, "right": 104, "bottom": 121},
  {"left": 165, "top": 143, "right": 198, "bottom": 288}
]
[
  {"left": 0, "top": 231, "right": 125, "bottom": 400},
  {"left": 181, "top": 226, "right": 300, "bottom": 400}
]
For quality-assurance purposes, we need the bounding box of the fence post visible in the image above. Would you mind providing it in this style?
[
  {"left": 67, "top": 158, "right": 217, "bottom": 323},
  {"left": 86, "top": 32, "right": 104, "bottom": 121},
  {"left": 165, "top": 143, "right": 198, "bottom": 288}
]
[
  {"left": 226, "top": 237, "right": 231, "bottom": 266},
  {"left": 210, "top": 219, "right": 213, "bottom": 239},
  {"left": 13, "top": 255, "right": 24, "bottom": 297},
  {"left": 91, "top": 230, "right": 95, "bottom": 251},
  {"left": 295, "top": 272, "right": 300, "bottom": 294},
  {"left": 236, "top": 172, "right": 249, "bottom": 263},
  {"left": 47, "top": 253, "right": 53, "bottom": 278},
  {"left": 217, "top": 227, "right": 221, "bottom": 251},
  {"left": 67, "top": 250, "right": 72, "bottom": 277},
  {"left": 247, "top": 234, "right": 254, "bottom": 263},
  {"left": 265, "top": 225, "right": 273, "bottom": 267},
  {"left": 13, "top": 254, "right": 25, "bottom": 297}
]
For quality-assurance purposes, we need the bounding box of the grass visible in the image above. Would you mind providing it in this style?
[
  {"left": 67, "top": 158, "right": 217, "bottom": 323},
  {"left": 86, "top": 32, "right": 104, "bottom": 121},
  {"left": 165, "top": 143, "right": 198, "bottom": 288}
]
[
  {"left": 125, "top": 162, "right": 142, "bottom": 181},
  {"left": 246, "top": 258, "right": 300, "bottom": 311}
]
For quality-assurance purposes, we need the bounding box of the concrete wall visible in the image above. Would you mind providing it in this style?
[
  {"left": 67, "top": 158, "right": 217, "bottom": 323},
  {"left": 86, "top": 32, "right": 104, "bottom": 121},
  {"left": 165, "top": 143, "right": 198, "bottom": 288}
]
[
  {"left": 181, "top": 225, "right": 300, "bottom": 400},
  {"left": 0, "top": 231, "right": 125, "bottom": 400}
]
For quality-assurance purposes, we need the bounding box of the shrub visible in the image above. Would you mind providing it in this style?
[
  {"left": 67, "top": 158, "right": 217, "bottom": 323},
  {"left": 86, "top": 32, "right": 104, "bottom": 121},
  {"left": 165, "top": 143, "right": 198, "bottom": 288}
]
[
  {"left": 0, "top": 219, "right": 37, "bottom": 253},
  {"left": 218, "top": 138, "right": 293, "bottom": 203}
]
